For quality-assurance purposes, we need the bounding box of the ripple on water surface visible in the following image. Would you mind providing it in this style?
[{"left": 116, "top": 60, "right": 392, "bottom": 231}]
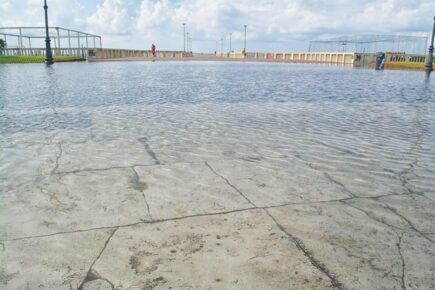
[
  {"left": 1, "top": 62, "right": 434, "bottom": 199},
  {"left": 1, "top": 61, "right": 435, "bottom": 288}
]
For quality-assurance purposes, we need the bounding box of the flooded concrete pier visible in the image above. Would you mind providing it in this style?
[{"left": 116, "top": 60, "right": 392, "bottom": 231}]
[{"left": 1, "top": 62, "right": 434, "bottom": 289}]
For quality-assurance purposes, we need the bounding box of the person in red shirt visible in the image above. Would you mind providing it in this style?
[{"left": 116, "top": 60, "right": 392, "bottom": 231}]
[{"left": 151, "top": 43, "right": 156, "bottom": 57}]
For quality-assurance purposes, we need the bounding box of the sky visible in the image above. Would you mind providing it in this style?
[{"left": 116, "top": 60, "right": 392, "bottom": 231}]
[{"left": 0, "top": 0, "right": 433, "bottom": 52}]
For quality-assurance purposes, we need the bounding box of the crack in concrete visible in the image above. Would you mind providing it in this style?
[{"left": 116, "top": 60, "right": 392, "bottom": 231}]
[
  {"left": 2, "top": 192, "right": 430, "bottom": 289},
  {"left": 56, "top": 164, "right": 155, "bottom": 175},
  {"left": 77, "top": 268, "right": 115, "bottom": 290},
  {"left": 294, "top": 152, "right": 356, "bottom": 198},
  {"left": 51, "top": 143, "right": 63, "bottom": 175},
  {"left": 340, "top": 200, "right": 403, "bottom": 231},
  {"left": 398, "top": 165, "right": 417, "bottom": 195},
  {"left": 341, "top": 199, "right": 433, "bottom": 244},
  {"left": 381, "top": 203, "right": 433, "bottom": 243},
  {"left": 382, "top": 106, "right": 429, "bottom": 204},
  {"left": 54, "top": 159, "right": 243, "bottom": 176},
  {"left": 396, "top": 232, "right": 406, "bottom": 290},
  {"left": 204, "top": 161, "right": 257, "bottom": 207},
  {"left": 294, "top": 150, "right": 434, "bottom": 226},
  {"left": 205, "top": 160, "right": 343, "bottom": 289},
  {"left": 77, "top": 228, "right": 118, "bottom": 290},
  {"left": 264, "top": 208, "right": 344, "bottom": 289},
  {"left": 323, "top": 172, "right": 357, "bottom": 198},
  {"left": 138, "top": 137, "right": 161, "bottom": 165},
  {"left": 0, "top": 207, "right": 257, "bottom": 242},
  {"left": 1, "top": 193, "right": 424, "bottom": 243},
  {"left": 383, "top": 167, "right": 420, "bottom": 197},
  {"left": 131, "top": 166, "right": 152, "bottom": 219},
  {"left": 340, "top": 199, "right": 414, "bottom": 288},
  {"left": 40, "top": 188, "right": 71, "bottom": 210}
]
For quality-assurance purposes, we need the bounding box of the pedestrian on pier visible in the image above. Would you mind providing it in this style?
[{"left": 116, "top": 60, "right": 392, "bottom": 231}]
[{"left": 151, "top": 43, "right": 156, "bottom": 58}]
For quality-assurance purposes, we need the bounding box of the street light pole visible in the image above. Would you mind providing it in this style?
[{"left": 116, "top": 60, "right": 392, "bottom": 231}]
[
  {"left": 424, "top": 16, "right": 435, "bottom": 73},
  {"left": 44, "top": 0, "right": 53, "bottom": 64},
  {"left": 220, "top": 37, "right": 223, "bottom": 56},
  {"left": 186, "top": 32, "right": 189, "bottom": 52},
  {"left": 243, "top": 25, "right": 247, "bottom": 54},
  {"left": 182, "top": 23, "right": 186, "bottom": 52},
  {"left": 229, "top": 32, "right": 232, "bottom": 53}
]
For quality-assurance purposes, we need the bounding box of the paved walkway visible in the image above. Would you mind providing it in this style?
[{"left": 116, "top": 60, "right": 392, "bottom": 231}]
[
  {"left": 1, "top": 88, "right": 434, "bottom": 289},
  {"left": 2, "top": 144, "right": 433, "bottom": 289}
]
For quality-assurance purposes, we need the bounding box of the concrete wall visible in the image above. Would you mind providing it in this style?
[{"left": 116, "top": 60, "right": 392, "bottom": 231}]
[
  {"left": 352, "top": 52, "right": 431, "bottom": 68},
  {"left": 219, "top": 51, "right": 357, "bottom": 65},
  {"left": 89, "top": 49, "right": 191, "bottom": 60},
  {"left": 214, "top": 51, "right": 430, "bottom": 68}
]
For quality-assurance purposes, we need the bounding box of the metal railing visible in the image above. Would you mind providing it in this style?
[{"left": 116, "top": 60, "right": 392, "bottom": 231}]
[
  {"left": 1, "top": 48, "right": 193, "bottom": 60},
  {"left": 1, "top": 47, "right": 88, "bottom": 57}
]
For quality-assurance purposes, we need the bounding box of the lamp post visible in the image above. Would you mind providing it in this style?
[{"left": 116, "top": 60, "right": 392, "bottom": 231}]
[
  {"left": 243, "top": 25, "right": 247, "bottom": 54},
  {"left": 220, "top": 37, "right": 223, "bottom": 56},
  {"left": 186, "top": 32, "right": 189, "bottom": 52},
  {"left": 43, "top": 0, "right": 53, "bottom": 64},
  {"left": 229, "top": 32, "right": 232, "bottom": 53},
  {"left": 341, "top": 42, "right": 347, "bottom": 52},
  {"left": 424, "top": 16, "right": 435, "bottom": 73},
  {"left": 182, "top": 23, "right": 186, "bottom": 52}
]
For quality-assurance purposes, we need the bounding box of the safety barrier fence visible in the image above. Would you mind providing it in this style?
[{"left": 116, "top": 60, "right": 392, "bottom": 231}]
[
  {"left": 1, "top": 48, "right": 431, "bottom": 68},
  {"left": 0, "top": 48, "right": 192, "bottom": 60}
]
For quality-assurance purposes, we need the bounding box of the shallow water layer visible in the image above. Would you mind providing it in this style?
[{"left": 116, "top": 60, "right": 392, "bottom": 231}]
[{"left": 1, "top": 62, "right": 434, "bottom": 289}]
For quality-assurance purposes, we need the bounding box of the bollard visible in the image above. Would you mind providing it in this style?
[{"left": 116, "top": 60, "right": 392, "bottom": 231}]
[{"left": 375, "top": 52, "right": 385, "bottom": 70}]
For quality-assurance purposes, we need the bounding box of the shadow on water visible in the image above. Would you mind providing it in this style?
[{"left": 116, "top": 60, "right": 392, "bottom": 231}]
[{"left": 424, "top": 70, "right": 432, "bottom": 87}]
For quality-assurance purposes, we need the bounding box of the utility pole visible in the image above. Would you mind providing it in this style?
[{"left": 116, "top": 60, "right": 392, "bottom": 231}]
[
  {"left": 220, "top": 37, "right": 223, "bottom": 56},
  {"left": 229, "top": 32, "right": 232, "bottom": 53},
  {"left": 243, "top": 25, "right": 247, "bottom": 54},
  {"left": 182, "top": 23, "right": 186, "bottom": 52},
  {"left": 424, "top": 16, "right": 435, "bottom": 73},
  {"left": 342, "top": 42, "right": 347, "bottom": 52},
  {"left": 43, "top": 0, "right": 53, "bottom": 64}
]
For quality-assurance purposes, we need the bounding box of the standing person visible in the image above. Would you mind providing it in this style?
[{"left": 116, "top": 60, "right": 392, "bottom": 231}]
[{"left": 151, "top": 43, "right": 156, "bottom": 58}]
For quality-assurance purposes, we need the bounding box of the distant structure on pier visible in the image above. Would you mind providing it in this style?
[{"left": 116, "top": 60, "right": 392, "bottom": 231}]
[
  {"left": 0, "top": 26, "right": 101, "bottom": 52},
  {"left": 309, "top": 34, "right": 428, "bottom": 54}
]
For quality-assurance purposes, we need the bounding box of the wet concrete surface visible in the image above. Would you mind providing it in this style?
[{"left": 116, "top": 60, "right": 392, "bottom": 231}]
[{"left": 1, "top": 63, "right": 434, "bottom": 289}]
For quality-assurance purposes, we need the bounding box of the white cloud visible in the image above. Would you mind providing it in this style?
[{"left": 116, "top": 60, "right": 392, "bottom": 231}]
[
  {"left": 136, "top": 0, "right": 173, "bottom": 30},
  {"left": 0, "top": 1, "right": 11, "bottom": 13},
  {"left": 21, "top": 0, "right": 85, "bottom": 27},
  {"left": 126, "top": 0, "right": 433, "bottom": 50},
  {"left": 1, "top": 0, "right": 433, "bottom": 52},
  {"left": 87, "top": 0, "right": 133, "bottom": 35}
]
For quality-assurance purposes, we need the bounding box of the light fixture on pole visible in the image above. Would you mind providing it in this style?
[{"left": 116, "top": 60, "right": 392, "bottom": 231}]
[
  {"left": 424, "top": 16, "right": 435, "bottom": 73},
  {"left": 43, "top": 0, "right": 53, "bottom": 64},
  {"left": 182, "top": 23, "right": 186, "bottom": 52},
  {"left": 229, "top": 32, "right": 232, "bottom": 53},
  {"left": 186, "top": 32, "right": 189, "bottom": 52}
]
